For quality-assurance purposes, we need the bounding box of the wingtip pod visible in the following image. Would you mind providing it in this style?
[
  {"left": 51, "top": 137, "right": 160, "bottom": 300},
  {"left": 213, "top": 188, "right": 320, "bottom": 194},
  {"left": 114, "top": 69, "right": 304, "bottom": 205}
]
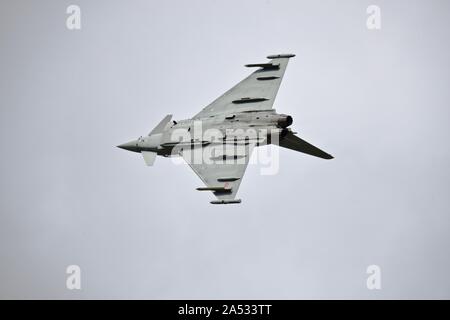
[
  {"left": 210, "top": 199, "right": 242, "bottom": 205},
  {"left": 267, "top": 53, "right": 296, "bottom": 59}
]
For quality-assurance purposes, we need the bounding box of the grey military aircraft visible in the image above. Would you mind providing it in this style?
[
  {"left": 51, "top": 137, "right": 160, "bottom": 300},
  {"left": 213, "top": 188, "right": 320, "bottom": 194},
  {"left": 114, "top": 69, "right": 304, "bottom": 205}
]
[{"left": 118, "top": 54, "right": 333, "bottom": 204}]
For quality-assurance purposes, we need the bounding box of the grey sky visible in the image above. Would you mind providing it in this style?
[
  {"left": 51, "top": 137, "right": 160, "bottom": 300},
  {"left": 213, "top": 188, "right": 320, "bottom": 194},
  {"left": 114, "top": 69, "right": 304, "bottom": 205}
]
[{"left": 1, "top": 0, "right": 449, "bottom": 299}]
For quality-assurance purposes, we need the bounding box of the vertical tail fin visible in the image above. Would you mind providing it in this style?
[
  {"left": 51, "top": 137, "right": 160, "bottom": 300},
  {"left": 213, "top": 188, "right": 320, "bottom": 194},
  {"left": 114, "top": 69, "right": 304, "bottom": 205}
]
[{"left": 279, "top": 132, "right": 333, "bottom": 159}]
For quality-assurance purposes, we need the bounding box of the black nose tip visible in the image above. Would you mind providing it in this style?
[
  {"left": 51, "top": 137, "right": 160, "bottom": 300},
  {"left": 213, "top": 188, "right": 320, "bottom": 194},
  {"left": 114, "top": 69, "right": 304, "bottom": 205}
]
[{"left": 117, "top": 140, "right": 139, "bottom": 152}]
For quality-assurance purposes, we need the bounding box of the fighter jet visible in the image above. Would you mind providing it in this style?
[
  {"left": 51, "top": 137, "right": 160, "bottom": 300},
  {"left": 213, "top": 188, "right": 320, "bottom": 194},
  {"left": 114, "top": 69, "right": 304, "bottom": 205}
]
[{"left": 118, "top": 54, "right": 333, "bottom": 204}]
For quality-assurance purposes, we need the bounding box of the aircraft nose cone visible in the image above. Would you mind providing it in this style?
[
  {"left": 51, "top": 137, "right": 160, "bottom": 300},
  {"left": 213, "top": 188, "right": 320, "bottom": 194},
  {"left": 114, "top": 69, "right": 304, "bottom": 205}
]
[{"left": 117, "top": 140, "right": 139, "bottom": 152}]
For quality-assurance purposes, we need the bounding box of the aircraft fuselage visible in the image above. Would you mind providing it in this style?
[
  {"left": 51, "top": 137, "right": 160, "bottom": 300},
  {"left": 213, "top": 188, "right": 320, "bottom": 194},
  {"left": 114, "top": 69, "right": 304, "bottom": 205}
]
[{"left": 118, "top": 110, "right": 293, "bottom": 156}]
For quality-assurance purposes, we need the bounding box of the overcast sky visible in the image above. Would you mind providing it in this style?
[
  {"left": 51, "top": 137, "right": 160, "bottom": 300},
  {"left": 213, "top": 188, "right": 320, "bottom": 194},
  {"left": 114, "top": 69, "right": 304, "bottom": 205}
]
[{"left": 1, "top": 0, "right": 449, "bottom": 299}]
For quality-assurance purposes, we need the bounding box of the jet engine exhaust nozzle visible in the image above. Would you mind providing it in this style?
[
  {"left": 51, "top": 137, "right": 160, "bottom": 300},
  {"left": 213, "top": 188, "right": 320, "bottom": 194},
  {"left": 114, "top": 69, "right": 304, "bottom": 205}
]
[{"left": 278, "top": 115, "right": 293, "bottom": 128}]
